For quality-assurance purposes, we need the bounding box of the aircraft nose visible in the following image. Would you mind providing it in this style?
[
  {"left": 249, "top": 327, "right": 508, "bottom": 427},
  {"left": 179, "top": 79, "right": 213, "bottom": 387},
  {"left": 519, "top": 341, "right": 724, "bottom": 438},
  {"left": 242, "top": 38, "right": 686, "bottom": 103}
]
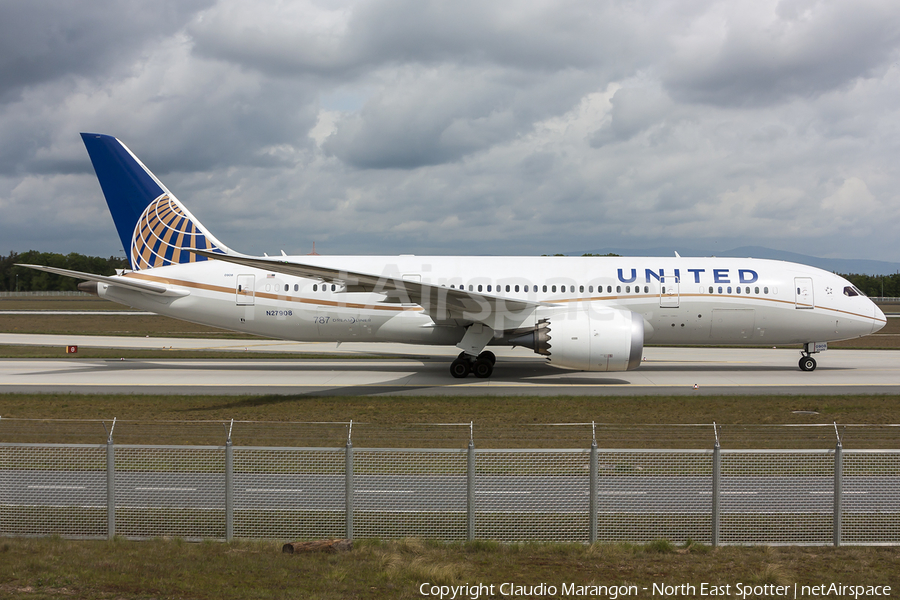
[{"left": 872, "top": 302, "right": 886, "bottom": 334}]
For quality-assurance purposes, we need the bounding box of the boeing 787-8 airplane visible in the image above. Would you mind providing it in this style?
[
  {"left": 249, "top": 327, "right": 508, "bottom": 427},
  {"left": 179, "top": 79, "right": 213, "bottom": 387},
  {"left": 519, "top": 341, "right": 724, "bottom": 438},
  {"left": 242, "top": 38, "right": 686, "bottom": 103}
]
[{"left": 21, "top": 134, "right": 886, "bottom": 378}]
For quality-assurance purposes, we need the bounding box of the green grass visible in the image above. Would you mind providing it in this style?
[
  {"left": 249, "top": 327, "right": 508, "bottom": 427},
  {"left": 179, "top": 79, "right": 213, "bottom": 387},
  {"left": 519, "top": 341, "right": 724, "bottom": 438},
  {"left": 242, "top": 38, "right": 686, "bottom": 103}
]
[
  {"left": 0, "top": 297, "right": 132, "bottom": 311},
  {"left": 2, "top": 393, "right": 897, "bottom": 424},
  {"left": 0, "top": 537, "right": 897, "bottom": 599},
  {"left": 0, "top": 345, "right": 384, "bottom": 360},
  {"left": 0, "top": 312, "right": 257, "bottom": 338},
  {"left": 0, "top": 296, "right": 254, "bottom": 338},
  {"left": 0, "top": 393, "right": 898, "bottom": 448}
]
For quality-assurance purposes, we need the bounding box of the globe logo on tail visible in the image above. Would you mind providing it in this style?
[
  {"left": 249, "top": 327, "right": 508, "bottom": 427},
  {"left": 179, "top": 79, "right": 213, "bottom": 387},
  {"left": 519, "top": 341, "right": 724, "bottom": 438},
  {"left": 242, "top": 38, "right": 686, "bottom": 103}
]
[{"left": 130, "top": 194, "right": 223, "bottom": 270}]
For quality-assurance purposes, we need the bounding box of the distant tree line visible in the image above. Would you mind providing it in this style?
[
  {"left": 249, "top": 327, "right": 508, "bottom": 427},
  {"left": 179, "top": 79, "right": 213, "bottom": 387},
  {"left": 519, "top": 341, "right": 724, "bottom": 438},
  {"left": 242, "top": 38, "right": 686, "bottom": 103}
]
[
  {"left": 0, "top": 251, "right": 127, "bottom": 292},
  {"left": 843, "top": 273, "right": 900, "bottom": 298},
  {"left": 2, "top": 250, "right": 899, "bottom": 297}
]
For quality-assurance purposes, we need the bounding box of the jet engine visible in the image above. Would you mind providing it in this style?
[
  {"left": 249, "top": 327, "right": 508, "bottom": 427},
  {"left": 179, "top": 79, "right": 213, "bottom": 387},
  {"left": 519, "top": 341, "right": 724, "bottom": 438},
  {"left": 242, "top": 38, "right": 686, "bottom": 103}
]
[{"left": 509, "top": 306, "right": 644, "bottom": 371}]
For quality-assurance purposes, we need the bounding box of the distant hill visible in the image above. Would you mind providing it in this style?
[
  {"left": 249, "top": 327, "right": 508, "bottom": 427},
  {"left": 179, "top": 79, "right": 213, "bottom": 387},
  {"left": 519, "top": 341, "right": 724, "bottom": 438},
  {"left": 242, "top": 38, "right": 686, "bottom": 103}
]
[{"left": 578, "top": 246, "right": 900, "bottom": 275}]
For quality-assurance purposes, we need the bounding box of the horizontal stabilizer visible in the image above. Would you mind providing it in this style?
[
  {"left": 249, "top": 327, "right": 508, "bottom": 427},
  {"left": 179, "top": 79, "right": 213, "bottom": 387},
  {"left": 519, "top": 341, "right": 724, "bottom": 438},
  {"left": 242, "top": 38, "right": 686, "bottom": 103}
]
[{"left": 16, "top": 264, "right": 182, "bottom": 296}]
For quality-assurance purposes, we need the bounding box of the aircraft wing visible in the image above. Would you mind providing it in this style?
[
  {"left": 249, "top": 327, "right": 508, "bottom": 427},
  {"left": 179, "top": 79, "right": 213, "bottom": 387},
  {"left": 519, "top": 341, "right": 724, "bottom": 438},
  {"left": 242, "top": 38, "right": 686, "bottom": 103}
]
[
  {"left": 16, "top": 264, "right": 184, "bottom": 296},
  {"left": 189, "top": 249, "right": 544, "bottom": 329}
]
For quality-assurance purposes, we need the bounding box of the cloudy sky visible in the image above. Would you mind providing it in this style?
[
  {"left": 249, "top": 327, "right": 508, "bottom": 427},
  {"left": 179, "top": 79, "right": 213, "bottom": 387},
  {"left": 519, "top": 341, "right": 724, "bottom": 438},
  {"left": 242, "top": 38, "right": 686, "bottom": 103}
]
[{"left": 1, "top": 0, "right": 899, "bottom": 261}]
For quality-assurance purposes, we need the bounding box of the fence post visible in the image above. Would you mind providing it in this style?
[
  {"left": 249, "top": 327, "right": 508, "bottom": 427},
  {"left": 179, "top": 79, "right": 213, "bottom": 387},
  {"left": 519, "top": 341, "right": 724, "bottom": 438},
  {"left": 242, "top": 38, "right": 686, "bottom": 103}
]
[
  {"left": 834, "top": 423, "right": 843, "bottom": 547},
  {"left": 589, "top": 422, "right": 598, "bottom": 544},
  {"left": 345, "top": 421, "right": 354, "bottom": 540},
  {"left": 711, "top": 422, "right": 720, "bottom": 548},
  {"left": 105, "top": 418, "right": 116, "bottom": 541},
  {"left": 225, "top": 419, "right": 234, "bottom": 542},
  {"left": 467, "top": 422, "right": 475, "bottom": 541}
]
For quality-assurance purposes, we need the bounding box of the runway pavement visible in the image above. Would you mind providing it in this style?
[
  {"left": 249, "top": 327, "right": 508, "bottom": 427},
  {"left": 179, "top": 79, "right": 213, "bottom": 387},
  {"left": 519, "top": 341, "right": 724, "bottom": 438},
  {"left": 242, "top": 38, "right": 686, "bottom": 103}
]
[
  {"left": 1, "top": 333, "right": 899, "bottom": 395},
  {"left": 5, "top": 470, "right": 897, "bottom": 514}
]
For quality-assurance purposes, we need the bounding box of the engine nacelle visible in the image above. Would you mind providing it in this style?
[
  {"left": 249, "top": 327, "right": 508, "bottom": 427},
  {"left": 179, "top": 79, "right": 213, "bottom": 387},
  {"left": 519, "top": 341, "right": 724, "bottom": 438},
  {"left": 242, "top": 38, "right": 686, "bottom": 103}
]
[{"left": 509, "top": 306, "right": 644, "bottom": 371}]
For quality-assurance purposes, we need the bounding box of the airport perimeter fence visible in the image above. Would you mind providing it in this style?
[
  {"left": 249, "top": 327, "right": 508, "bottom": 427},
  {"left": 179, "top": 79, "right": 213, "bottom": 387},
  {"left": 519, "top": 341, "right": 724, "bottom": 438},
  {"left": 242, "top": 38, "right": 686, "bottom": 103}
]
[{"left": 0, "top": 418, "right": 898, "bottom": 546}]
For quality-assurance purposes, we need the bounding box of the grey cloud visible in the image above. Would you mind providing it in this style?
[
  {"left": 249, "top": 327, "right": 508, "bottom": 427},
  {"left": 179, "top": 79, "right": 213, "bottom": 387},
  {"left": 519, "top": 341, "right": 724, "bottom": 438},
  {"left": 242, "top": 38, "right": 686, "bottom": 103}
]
[
  {"left": 121, "top": 80, "right": 320, "bottom": 175},
  {"left": 0, "top": 172, "right": 118, "bottom": 255},
  {"left": 0, "top": 0, "right": 212, "bottom": 103},
  {"left": 344, "top": 0, "right": 620, "bottom": 71},
  {"left": 321, "top": 66, "right": 598, "bottom": 169},
  {"left": 662, "top": 0, "right": 900, "bottom": 106},
  {"left": 321, "top": 68, "right": 519, "bottom": 169},
  {"left": 186, "top": 0, "right": 661, "bottom": 170},
  {"left": 189, "top": 0, "right": 654, "bottom": 78},
  {"left": 590, "top": 84, "right": 673, "bottom": 147},
  {"left": 0, "top": 49, "right": 319, "bottom": 177}
]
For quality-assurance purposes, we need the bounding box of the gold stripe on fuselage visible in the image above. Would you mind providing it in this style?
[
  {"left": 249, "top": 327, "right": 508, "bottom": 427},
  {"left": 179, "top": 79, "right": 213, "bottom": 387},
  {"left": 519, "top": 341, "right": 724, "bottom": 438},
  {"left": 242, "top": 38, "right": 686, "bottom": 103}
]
[{"left": 125, "top": 272, "right": 424, "bottom": 312}]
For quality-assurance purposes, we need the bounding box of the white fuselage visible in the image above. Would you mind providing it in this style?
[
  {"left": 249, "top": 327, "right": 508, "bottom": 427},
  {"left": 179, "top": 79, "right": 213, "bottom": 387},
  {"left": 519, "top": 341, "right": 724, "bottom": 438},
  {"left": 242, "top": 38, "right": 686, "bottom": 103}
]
[{"left": 94, "top": 255, "right": 884, "bottom": 349}]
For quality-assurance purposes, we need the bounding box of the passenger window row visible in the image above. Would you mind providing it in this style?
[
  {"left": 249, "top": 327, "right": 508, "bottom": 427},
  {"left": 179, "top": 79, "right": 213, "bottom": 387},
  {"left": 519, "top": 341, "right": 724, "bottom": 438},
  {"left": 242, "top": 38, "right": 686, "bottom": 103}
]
[
  {"left": 262, "top": 283, "right": 339, "bottom": 293},
  {"left": 263, "top": 281, "right": 774, "bottom": 297},
  {"left": 707, "top": 286, "right": 769, "bottom": 295},
  {"left": 442, "top": 283, "right": 664, "bottom": 295},
  {"left": 441, "top": 283, "right": 772, "bottom": 297}
]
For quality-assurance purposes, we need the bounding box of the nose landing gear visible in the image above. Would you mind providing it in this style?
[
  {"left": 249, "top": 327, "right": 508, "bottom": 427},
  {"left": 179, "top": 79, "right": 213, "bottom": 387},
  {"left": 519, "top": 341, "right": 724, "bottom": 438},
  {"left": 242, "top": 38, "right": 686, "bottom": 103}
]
[
  {"left": 799, "top": 354, "right": 817, "bottom": 372},
  {"left": 799, "top": 342, "right": 824, "bottom": 371}
]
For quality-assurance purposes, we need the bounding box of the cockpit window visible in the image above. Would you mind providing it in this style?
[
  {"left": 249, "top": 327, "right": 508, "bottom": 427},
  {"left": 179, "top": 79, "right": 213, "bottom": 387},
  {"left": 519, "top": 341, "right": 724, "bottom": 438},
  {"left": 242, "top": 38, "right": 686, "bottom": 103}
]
[{"left": 843, "top": 286, "right": 864, "bottom": 297}]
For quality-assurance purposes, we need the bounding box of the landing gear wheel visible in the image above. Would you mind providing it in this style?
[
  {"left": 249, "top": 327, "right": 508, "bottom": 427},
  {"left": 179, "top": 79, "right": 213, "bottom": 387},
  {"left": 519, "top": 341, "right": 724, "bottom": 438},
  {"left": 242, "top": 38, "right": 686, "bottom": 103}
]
[
  {"left": 477, "top": 351, "right": 496, "bottom": 365},
  {"left": 472, "top": 358, "right": 494, "bottom": 378},
  {"left": 450, "top": 358, "right": 471, "bottom": 378},
  {"left": 799, "top": 356, "right": 817, "bottom": 372}
]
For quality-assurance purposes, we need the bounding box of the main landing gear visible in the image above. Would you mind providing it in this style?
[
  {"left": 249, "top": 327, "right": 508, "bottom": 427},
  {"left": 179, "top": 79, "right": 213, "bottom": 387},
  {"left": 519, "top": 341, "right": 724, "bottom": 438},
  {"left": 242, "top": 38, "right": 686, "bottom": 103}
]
[{"left": 450, "top": 351, "right": 496, "bottom": 379}]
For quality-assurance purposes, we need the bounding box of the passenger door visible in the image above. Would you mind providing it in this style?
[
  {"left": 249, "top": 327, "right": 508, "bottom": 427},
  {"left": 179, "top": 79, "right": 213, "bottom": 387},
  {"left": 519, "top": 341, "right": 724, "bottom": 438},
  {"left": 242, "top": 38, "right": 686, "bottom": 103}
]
[
  {"left": 236, "top": 274, "right": 255, "bottom": 306},
  {"left": 794, "top": 277, "right": 814, "bottom": 309},
  {"left": 659, "top": 275, "right": 679, "bottom": 308}
]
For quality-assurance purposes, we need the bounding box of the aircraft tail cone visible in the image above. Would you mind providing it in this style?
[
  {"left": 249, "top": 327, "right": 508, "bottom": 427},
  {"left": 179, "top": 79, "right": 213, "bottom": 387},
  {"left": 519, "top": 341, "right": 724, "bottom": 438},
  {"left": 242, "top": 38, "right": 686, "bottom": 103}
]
[
  {"left": 77, "top": 281, "right": 99, "bottom": 296},
  {"left": 508, "top": 332, "right": 536, "bottom": 350}
]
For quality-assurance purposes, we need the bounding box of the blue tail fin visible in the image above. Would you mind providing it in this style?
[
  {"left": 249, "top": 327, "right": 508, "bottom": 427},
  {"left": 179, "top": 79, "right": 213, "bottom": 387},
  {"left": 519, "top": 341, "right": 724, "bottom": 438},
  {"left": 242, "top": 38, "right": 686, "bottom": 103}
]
[{"left": 81, "top": 133, "right": 229, "bottom": 271}]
